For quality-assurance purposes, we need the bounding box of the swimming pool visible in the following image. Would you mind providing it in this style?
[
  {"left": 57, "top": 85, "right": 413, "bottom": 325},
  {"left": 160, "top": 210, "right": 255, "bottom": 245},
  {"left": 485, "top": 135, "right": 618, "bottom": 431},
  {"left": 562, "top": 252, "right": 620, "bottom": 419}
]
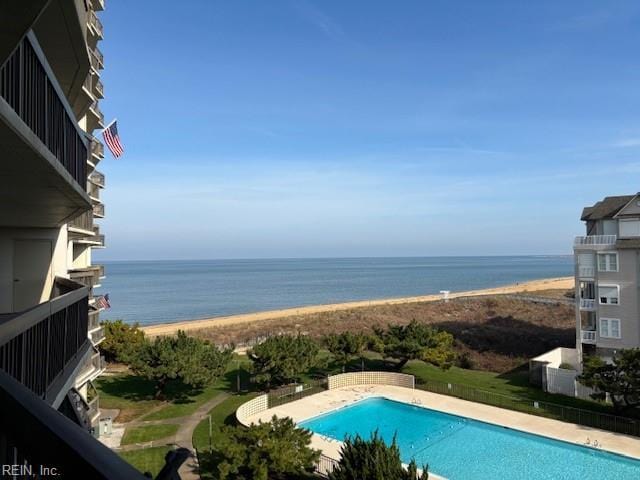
[{"left": 299, "top": 397, "right": 640, "bottom": 479}]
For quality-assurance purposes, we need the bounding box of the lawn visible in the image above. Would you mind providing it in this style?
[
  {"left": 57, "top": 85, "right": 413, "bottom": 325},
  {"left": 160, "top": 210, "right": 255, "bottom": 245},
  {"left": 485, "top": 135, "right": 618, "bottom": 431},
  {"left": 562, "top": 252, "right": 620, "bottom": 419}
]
[
  {"left": 119, "top": 446, "right": 171, "bottom": 478},
  {"left": 121, "top": 424, "right": 180, "bottom": 445}
]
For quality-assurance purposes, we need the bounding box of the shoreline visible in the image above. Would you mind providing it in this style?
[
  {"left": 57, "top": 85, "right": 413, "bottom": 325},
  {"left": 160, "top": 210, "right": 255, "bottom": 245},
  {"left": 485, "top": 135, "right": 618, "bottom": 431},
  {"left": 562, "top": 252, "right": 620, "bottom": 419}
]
[{"left": 141, "top": 276, "right": 574, "bottom": 337}]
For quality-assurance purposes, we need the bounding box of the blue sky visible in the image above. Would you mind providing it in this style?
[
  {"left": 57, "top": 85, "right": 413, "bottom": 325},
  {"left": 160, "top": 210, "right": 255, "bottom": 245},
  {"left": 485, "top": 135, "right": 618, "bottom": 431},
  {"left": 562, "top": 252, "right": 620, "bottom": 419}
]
[{"left": 95, "top": 0, "right": 640, "bottom": 260}]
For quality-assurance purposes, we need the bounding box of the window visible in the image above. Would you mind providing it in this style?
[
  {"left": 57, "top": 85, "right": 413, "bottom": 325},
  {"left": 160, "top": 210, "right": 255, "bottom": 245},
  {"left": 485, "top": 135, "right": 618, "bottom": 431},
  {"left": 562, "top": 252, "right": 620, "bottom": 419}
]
[
  {"left": 619, "top": 219, "right": 640, "bottom": 238},
  {"left": 597, "top": 253, "right": 618, "bottom": 272},
  {"left": 600, "top": 318, "right": 621, "bottom": 339},
  {"left": 598, "top": 285, "right": 619, "bottom": 305}
]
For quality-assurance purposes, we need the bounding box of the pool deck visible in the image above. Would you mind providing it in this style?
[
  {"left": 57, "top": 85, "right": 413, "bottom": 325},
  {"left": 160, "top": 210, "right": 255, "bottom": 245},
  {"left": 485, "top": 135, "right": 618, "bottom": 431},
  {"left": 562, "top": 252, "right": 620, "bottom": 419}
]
[{"left": 243, "top": 384, "right": 640, "bottom": 474}]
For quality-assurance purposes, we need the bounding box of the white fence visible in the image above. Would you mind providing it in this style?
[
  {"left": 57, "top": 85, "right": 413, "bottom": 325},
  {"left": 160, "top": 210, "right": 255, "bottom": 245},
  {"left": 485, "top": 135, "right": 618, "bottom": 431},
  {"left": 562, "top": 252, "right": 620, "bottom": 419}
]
[
  {"left": 327, "top": 372, "right": 415, "bottom": 390},
  {"left": 236, "top": 394, "right": 268, "bottom": 426}
]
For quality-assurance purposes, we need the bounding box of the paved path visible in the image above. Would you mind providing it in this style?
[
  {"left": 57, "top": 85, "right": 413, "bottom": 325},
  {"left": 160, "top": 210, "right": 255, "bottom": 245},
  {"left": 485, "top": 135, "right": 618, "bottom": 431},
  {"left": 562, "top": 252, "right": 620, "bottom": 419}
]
[
  {"left": 176, "top": 393, "right": 230, "bottom": 480},
  {"left": 108, "top": 392, "right": 231, "bottom": 480}
]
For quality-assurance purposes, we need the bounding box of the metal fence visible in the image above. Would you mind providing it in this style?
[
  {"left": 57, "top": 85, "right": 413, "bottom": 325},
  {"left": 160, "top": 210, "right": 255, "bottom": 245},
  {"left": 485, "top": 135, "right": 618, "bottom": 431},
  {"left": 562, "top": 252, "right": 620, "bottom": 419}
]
[
  {"left": 267, "top": 378, "right": 328, "bottom": 408},
  {"left": 314, "top": 453, "right": 339, "bottom": 478},
  {"left": 415, "top": 379, "right": 640, "bottom": 438}
]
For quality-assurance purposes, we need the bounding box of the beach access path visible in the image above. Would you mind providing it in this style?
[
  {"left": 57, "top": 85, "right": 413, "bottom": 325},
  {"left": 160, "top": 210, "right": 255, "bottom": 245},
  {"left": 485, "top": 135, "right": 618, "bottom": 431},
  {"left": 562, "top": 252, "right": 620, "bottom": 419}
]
[{"left": 141, "top": 276, "right": 573, "bottom": 337}]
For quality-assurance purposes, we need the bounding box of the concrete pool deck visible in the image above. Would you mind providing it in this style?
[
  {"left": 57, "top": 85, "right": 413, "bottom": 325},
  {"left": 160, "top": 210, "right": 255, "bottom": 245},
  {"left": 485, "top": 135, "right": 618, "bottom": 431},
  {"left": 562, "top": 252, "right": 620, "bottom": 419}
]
[{"left": 242, "top": 384, "right": 640, "bottom": 465}]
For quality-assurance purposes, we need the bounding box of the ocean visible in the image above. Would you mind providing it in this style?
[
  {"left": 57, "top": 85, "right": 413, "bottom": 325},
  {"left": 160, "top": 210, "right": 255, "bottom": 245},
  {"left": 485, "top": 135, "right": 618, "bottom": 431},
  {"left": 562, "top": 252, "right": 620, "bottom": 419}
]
[{"left": 95, "top": 256, "right": 573, "bottom": 326}]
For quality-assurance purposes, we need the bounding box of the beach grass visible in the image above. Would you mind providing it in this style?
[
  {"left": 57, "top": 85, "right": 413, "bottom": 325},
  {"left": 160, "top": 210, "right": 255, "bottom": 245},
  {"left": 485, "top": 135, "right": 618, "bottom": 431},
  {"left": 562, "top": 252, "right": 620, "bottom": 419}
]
[{"left": 121, "top": 424, "right": 179, "bottom": 445}]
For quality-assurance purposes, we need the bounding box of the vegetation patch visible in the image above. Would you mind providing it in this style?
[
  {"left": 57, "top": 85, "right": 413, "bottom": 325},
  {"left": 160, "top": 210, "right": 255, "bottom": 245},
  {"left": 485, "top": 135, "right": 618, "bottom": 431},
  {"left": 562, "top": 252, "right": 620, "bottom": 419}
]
[
  {"left": 119, "top": 446, "right": 172, "bottom": 478},
  {"left": 121, "top": 424, "right": 179, "bottom": 446}
]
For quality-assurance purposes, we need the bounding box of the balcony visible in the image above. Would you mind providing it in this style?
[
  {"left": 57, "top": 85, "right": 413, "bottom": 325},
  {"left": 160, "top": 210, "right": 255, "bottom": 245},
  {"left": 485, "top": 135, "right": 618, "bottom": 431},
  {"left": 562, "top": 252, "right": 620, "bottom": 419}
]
[
  {"left": 94, "top": 78, "right": 104, "bottom": 99},
  {"left": 574, "top": 235, "right": 617, "bottom": 250},
  {"left": 0, "top": 370, "right": 152, "bottom": 479},
  {"left": 69, "top": 266, "right": 104, "bottom": 290},
  {"left": 579, "top": 298, "right": 596, "bottom": 311},
  {"left": 90, "top": 170, "right": 105, "bottom": 187},
  {"left": 93, "top": 203, "right": 105, "bottom": 218},
  {"left": 92, "top": 0, "right": 106, "bottom": 11},
  {"left": 88, "top": 309, "right": 100, "bottom": 331},
  {"left": 90, "top": 327, "right": 106, "bottom": 346},
  {"left": 88, "top": 10, "right": 104, "bottom": 42},
  {"left": 87, "top": 100, "right": 105, "bottom": 132},
  {"left": 0, "top": 278, "right": 89, "bottom": 403},
  {"left": 90, "top": 46, "right": 104, "bottom": 71},
  {"left": 88, "top": 182, "right": 102, "bottom": 203},
  {"left": 75, "top": 351, "right": 105, "bottom": 387},
  {"left": 69, "top": 210, "right": 94, "bottom": 233},
  {"left": 581, "top": 330, "right": 597, "bottom": 344},
  {"left": 578, "top": 265, "right": 595, "bottom": 278},
  {"left": 0, "top": 32, "right": 91, "bottom": 227}
]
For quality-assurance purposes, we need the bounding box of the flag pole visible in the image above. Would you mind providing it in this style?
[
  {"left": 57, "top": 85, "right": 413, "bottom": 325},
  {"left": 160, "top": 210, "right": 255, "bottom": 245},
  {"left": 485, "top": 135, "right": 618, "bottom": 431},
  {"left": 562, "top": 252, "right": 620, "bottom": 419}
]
[{"left": 101, "top": 118, "right": 117, "bottom": 132}]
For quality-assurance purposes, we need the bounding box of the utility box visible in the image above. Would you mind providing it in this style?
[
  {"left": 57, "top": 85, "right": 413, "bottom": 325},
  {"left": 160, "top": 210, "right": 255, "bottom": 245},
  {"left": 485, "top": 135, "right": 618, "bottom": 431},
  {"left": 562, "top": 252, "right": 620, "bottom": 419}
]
[{"left": 98, "top": 417, "right": 113, "bottom": 437}]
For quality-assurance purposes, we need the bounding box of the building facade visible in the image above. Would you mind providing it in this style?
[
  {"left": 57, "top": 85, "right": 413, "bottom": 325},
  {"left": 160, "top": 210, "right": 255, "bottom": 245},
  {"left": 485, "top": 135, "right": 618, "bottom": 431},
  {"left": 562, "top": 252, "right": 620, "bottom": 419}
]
[
  {"left": 574, "top": 194, "right": 640, "bottom": 362},
  {"left": 0, "top": 1, "right": 146, "bottom": 477}
]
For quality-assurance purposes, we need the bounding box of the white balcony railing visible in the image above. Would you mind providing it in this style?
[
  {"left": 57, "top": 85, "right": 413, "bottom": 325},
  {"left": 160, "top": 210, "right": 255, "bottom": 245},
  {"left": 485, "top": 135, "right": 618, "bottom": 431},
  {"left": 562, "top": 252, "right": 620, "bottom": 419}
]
[
  {"left": 579, "top": 298, "right": 596, "bottom": 310},
  {"left": 581, "top": 330, "right": 597, "bottom": 344},
  {"left": 578, "top": 266, "right": 595, "bottom": 278},
  {"left": 574, "top": 235, "right": 617, "bottom": 246}
]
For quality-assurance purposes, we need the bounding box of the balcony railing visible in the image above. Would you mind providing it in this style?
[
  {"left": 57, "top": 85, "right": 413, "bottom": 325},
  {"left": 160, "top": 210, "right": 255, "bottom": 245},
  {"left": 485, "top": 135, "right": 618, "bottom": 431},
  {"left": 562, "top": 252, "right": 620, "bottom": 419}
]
[
  {"left": 69, "top": 266, "right": 104, "bottom": 290},
  {"left": 578, "top": 266, "right": 595, "bottom": 278},
  {"left": 88, "top": 309, "right": 100, "bottom": 331},
  {"left": 90, "top": 327, "right": 105, "bottom": 346},
  {"left": 579, "top": 298, "right": 596, "bottom": 310},
  {"left": 0, "top": 278, "right": 89, "bottom": 399},
  {"left": 89, "top": 100, "right": 105, "bottom": 126},
  {"left": 0, "top": 370, "right": 150, "bottom": 479},
  {"left": 88, "top": 10, "right": 104, "bottom": 39},
  {"left": 91, "top": 47, "right": 104, "bottom": 70},
  {"left": 88, "top": 394, "right": 100, "bottom": 421},
  {"left": 93, "top": 203, "right": 105, "bottom": 218},
  {"left": 94, "top": 78, "right": 104, "bottom": 98},
  {"left": 574, "top": 235, "right": 617, "bottom": 247},
  {"left": 0, "top": 33, "right": 88, "bottom": 188},
  {"left": 70, "top": 210, "right": 94, "bottom": 232},
  {"left": 581, "top": 330, "right": 597, "bottom": 344},
  {"left": 90, "top": 170, "right": 105, "bottom": 187},
  {"left": 88, "top": 182, "right": 101, "bottom": 202},
  {"left": 91, "top": 137, "right": 104, "bottom": 158}
]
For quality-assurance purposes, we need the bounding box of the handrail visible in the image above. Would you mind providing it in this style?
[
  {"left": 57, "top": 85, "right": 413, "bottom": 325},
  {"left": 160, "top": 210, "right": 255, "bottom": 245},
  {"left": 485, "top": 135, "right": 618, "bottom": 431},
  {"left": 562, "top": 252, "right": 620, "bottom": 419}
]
[
  {"left": 574, "top": 235, "right": 617, "bottom": 246},
  {"left": 0, "top": 369, "right": 148, "bottom": 479}
]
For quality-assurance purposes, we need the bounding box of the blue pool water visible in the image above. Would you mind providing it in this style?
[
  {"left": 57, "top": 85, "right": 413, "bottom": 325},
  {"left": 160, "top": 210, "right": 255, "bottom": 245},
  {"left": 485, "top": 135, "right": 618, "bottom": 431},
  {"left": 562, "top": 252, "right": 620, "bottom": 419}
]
[{"left": 299, "top": 397, "right": 640, "bottom": 480}]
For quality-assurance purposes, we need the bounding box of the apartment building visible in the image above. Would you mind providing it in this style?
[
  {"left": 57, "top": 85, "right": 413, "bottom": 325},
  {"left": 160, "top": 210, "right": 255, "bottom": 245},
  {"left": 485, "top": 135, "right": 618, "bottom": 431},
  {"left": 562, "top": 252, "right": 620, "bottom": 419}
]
[
  {"left": 0, "top": 1, "right": 148, "bottom": 477},
  {"left": 574, "top": 194, "right": 640, "bottom": 361}
]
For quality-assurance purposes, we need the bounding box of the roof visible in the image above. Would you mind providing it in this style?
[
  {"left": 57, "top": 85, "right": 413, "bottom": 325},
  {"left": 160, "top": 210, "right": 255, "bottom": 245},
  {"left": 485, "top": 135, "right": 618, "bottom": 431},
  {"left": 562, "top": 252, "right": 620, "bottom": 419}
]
[{"left": 581, "top": 195, "right": 637, "bottom": 221}]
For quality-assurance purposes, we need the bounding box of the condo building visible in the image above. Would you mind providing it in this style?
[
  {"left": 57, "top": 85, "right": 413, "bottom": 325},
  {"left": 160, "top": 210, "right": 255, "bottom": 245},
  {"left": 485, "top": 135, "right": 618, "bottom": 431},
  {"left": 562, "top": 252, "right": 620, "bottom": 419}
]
[
  {"left": 574, "top": 194, "right": 640, "bottom": 361},
  {"left": 0, "top": 1, "right": 147, "bottom": 477}
]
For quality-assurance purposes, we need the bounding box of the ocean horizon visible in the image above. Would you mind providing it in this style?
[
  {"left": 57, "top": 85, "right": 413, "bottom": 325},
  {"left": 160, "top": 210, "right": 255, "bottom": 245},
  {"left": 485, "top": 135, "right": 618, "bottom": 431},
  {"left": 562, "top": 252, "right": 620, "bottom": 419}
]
[{"left": 95, "top": 255, "right": 574, "bottom": 326}]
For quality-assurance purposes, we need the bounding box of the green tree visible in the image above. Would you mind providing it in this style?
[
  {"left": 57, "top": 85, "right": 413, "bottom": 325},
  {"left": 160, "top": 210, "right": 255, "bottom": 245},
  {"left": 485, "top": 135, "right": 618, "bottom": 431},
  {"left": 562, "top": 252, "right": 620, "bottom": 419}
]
[
  {"left": 248, "top": 334, "right": 320, "bottom": 389},
  {"left": 215, "top": 416, "right": 320, "bottom": 480},
  {"left": 324, "top": 332, "right": 368, "bottom": 372},
  {"left": 578, "top": 349, "right": 640, "bottom": 412},
  {"left": 373, "top": 320, "right": 455, "bottom": 370},
  {"left": 101, "top": 319, "right": 146, "bottom": 364},
  {"left": 130, "top": 331, "right": 232, "bottom": 398},
  {"left": 329, "top": 431, "right": 428, "bottom": 480}
]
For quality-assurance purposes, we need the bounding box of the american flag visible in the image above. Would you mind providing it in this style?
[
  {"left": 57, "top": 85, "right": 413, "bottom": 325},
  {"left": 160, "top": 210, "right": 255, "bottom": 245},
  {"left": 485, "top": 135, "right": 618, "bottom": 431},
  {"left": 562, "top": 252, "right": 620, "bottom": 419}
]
[
  {"left": 96, "top": 293, "right": 111, "bottom": 310},
  {"left": 102, "top": 120, "right": 124, "bottom": 158}
]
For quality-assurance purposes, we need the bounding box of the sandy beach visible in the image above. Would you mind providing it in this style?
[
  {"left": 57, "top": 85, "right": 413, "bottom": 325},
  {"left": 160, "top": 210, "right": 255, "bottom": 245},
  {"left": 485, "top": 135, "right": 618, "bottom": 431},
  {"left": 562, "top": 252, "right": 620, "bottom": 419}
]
[{"left": 141, "top": 276, "right": 573, "bottom": 337}]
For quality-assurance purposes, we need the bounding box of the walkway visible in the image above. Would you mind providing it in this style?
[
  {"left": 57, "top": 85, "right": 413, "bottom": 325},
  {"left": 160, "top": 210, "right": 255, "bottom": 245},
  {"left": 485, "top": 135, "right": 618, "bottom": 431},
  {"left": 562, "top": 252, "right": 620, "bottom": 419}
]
[{"left": 108, "top": 392, "right": 230, "bottom": 480}]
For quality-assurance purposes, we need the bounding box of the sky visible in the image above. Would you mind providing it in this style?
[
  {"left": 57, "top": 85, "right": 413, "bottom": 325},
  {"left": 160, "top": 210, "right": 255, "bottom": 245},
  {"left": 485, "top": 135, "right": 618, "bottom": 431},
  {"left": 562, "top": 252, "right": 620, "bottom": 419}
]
[{"left": 95, "top": 0, "right": 640, "bottom": 261}]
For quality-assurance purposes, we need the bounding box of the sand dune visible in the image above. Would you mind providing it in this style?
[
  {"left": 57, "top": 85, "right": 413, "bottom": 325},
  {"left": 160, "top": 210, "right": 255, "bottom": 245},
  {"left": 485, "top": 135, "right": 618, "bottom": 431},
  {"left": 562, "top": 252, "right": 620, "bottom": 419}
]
[{"left": 141, "top": 276, "right": 574, "bottom": 337}]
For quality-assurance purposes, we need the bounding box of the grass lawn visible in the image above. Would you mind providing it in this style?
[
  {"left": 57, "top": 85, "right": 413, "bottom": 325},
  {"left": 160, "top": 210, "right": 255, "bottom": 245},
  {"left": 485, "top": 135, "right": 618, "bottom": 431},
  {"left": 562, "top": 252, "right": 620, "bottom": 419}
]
[
  {"left": 402, "top": 361, "right": 617, "bottom": 414},
  {"left": 119, "top": 446, "right": 171, "bottom": 478},
  {"left": 192, "top": 391, "right": 258, "bottom": 453},
  {"left": 98, "top": 358, "right": 250, "bottom": 423},
  {"left": 121, "top": 424, "right": 180, "bottom": 445}
]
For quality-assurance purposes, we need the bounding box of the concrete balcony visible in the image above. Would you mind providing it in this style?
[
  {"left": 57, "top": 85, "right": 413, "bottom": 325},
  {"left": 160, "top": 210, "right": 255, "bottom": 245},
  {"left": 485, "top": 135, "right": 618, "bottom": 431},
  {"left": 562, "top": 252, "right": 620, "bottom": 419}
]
[
  {"left": 579, "top": 298, "right": 596, "bottom": 311},
  {"left": 90, "top": 326, "right": 105, "bottom": 346},
  {"left": 86, "top": 100, "right": 104, "bottom": 132},
  {"left": 581, "top": 330, "right": 597, "bottom": 345},
  {"left": 0, "top": 32, "right": 91, "bottom": 227},
  {"left": 87, "top": 10, "right": 104, "bottom": 44},
  {"left": 574, "top": 235, "right": 617, "bottom": 250},
  {"left": 88, "top": 181, "right": 102, "bottom": 203},
  {"left": 69, "top": 210, "right": 94, "bottom": 234},
  {"left": 94, "top": 78, "right": 104, "bottom": 99},
  {"left": 90, "top": 46, "right": 104, "bottom": 71},
  {"left": 69, "top": 265, "right": 104, "bottom": 290},
  {"left": 91, "top": 0, "right": 105, "bottom": 11},
  {"left": 75, "top": 350, "right": 105, "bottom": 387},
  {"left": 93, "top": 202, "right": 105, "bottom": 218},
  {"left": 90, "top": 170, "right": 105, "bottom": 188}
]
